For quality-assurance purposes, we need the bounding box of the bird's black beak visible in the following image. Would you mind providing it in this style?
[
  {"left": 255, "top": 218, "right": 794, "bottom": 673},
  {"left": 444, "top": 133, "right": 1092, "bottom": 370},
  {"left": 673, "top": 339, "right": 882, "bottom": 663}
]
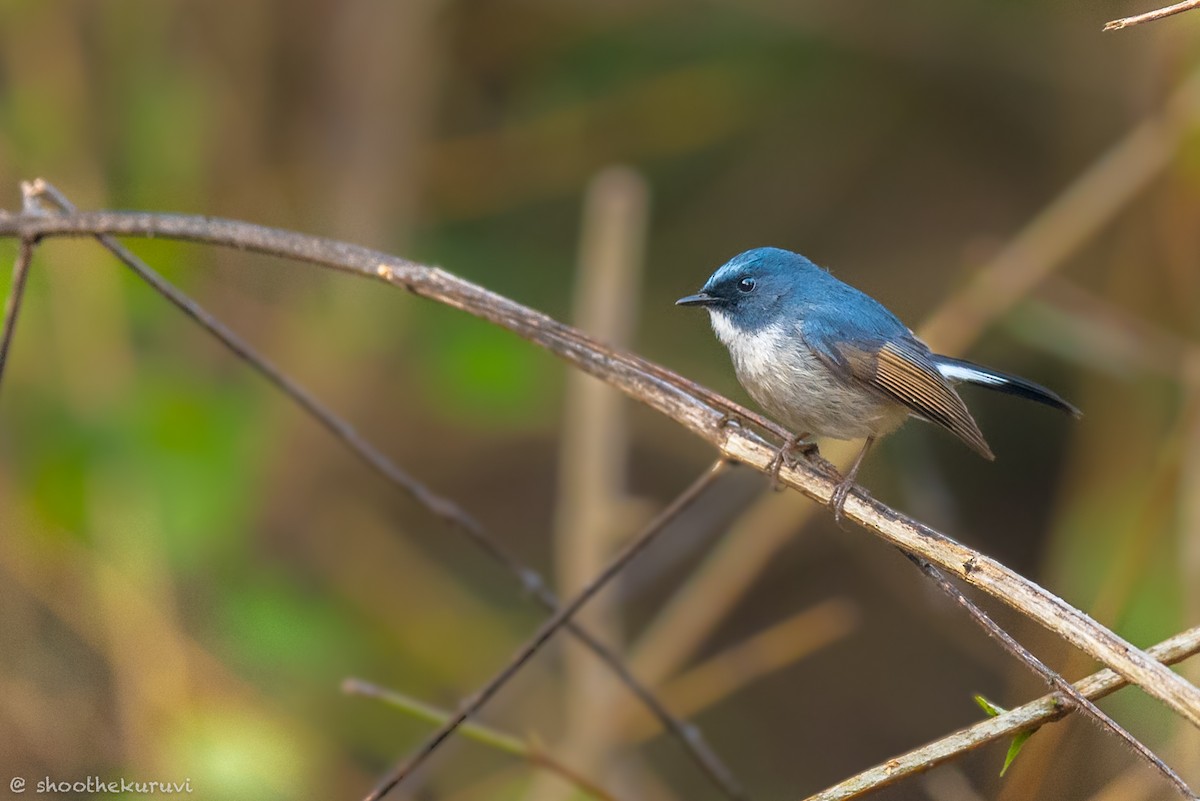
[{"left": 675, "top": 292, "right": 718, "bottom": 307}]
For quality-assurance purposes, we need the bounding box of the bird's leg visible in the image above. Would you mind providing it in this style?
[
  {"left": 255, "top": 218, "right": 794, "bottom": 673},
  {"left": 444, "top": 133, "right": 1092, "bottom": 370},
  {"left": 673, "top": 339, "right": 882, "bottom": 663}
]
[
  {"left": 768, "top": 432, "right": 816, "bottom": 489},
  {"left": 830, "top": 436, "right": 874, "bottom": 522}
]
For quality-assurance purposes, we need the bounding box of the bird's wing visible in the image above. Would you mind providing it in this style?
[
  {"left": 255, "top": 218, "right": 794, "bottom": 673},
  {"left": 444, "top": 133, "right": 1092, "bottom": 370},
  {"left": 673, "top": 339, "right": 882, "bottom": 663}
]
[{"left": 803, "top": 325, "right": 994, "bottom": 460}]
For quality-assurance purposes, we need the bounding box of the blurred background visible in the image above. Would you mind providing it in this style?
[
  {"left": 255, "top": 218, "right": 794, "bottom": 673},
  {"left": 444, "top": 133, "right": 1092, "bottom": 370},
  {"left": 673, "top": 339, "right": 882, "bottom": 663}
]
[{"left": 0, "top": 1, "right": 1198, "bottom": 799}]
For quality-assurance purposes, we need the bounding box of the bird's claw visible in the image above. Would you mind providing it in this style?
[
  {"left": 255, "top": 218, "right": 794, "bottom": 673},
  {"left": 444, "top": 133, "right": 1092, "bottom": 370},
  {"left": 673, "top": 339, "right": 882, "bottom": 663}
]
[
  {"left": 769, "top": 434, "right": 816, "bottom": 490},
  {"left": 767, "top": 450, "right": 790, "bottom": 490},
  {"left": 829, "top": 477, "right": 855, "bottom": 525}
]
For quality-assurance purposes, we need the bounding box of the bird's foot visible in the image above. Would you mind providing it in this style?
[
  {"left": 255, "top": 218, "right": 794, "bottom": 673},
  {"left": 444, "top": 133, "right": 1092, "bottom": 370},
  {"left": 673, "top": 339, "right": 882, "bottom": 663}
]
[
  {"left": 827, "top": 436, "right": 875, "bottom": 526},
  {"left": 769, "top": 434, "right": 817, "bottom": 490},
  {"left": 829, "top": 475, "right": 856, "bottom": 525}
]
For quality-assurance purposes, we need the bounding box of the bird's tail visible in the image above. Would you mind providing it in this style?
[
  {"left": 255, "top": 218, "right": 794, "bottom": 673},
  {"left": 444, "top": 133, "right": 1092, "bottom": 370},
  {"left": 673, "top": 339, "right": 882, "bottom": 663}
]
[{"left": 934, "top": 356, "right": 1081, "bottom": 418}]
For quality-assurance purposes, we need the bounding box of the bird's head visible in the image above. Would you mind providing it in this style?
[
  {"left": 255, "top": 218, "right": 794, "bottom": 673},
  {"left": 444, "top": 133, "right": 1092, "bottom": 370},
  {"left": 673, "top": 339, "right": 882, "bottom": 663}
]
[{"left": 676, "top": 247, "right": 820, "bottom": 336}]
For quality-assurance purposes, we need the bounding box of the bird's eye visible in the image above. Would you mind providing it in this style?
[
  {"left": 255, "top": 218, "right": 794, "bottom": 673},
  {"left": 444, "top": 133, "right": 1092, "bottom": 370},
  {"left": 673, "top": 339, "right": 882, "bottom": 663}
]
[{"left": 737, "top": 277, "right": 756, "bottom": 293}]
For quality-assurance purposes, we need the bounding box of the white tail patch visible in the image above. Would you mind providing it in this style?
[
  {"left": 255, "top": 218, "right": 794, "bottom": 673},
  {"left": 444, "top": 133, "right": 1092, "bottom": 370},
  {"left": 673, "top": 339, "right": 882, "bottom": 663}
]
[{"left": 936, "top": 361, "right": 1006, "bottom": 386}]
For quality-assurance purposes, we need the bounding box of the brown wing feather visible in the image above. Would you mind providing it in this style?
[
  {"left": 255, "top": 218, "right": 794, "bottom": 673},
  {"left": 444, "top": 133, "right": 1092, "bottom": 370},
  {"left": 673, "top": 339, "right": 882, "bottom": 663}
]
[{"left": 831, "top": 339, "right": 994, "bottom": 460}]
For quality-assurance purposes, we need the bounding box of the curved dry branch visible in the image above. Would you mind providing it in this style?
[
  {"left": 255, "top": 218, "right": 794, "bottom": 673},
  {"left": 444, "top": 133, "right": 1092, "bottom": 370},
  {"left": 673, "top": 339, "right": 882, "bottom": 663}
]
[{"left": 1, "top": 208, "right": 1198, "bottom": 759}]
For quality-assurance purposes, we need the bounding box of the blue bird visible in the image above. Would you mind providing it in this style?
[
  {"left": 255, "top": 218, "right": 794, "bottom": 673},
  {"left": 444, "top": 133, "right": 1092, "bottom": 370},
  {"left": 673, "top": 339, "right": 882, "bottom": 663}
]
[{"left": 677, "top": 247, "right": 1080, "bottom": 517}]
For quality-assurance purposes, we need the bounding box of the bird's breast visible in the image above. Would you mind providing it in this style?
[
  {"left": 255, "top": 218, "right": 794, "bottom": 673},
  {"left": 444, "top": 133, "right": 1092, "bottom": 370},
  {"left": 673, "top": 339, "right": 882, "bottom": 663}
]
[{"left": 709, "top": 312, "right": 907, "bottom": 440}]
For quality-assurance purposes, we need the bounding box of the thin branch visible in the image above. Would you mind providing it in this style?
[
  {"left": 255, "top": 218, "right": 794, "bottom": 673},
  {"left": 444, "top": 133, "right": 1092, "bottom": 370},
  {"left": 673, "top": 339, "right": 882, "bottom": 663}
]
[
  {"left": 343, "top": 678, "right": 623, "bottom": 801},
  {"left": 0, "top": 237, "right": 35, "bottom": 394},
  {"left": 4, "top": 209, "right": 1199, "bottom": 734},
  {"left": 19, "top": 180, "right": 748, "bottom": 801},
  {"left": 364, "top": 461, "right": 730, "bottom": 801},
  {"left": 1104, "top": 0, "right": 1200, "bottom": 30},
  {"left": 803, "top": 625, "right": 1200, "bottom": 801},
  {"left": 902, "top": 553, "right": 1195, "bottom": 799}
]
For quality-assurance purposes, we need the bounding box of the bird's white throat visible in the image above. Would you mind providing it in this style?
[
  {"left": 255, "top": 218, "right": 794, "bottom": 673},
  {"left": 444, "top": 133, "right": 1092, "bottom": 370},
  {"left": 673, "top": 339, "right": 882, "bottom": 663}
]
[
  {"left": 707, "top": 309, "right": 742, "bottom": 349},
  {"left": 707, "top": 309, "right": 790, "bottom": 381}
]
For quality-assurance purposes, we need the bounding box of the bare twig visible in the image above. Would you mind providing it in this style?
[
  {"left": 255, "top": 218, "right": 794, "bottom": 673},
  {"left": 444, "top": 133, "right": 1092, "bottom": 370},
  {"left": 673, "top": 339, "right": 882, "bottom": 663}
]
[
  {"left": 363, "top": 461, "right": 730, "bottom": 801},
  {"left": 902, "top": 553, "right": 1195, "bottom": 799},
  {"left": 1104, "top": 0, "right": 1200, "bottom": 30},
  {"left": 0, "top": 237, "right": 35, "bottom": 394},
  {"left": 3, "top": 209, "right": 1199, "bottom": 734},
  {"left": 19, "top": 180, "right": 747, "bottom": 801},
  {"left": 343, "top": 678, "right": 623, "bottom": 801},
  {"left": 803, "top": 625, "right": 1200, "bottom": 801}
]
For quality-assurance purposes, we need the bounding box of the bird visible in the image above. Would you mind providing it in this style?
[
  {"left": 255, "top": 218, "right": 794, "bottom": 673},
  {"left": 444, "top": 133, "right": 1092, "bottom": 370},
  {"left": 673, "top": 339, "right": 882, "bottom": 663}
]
[{"left": 676, "top": 247, "right": 1080, "bottom": 518}]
